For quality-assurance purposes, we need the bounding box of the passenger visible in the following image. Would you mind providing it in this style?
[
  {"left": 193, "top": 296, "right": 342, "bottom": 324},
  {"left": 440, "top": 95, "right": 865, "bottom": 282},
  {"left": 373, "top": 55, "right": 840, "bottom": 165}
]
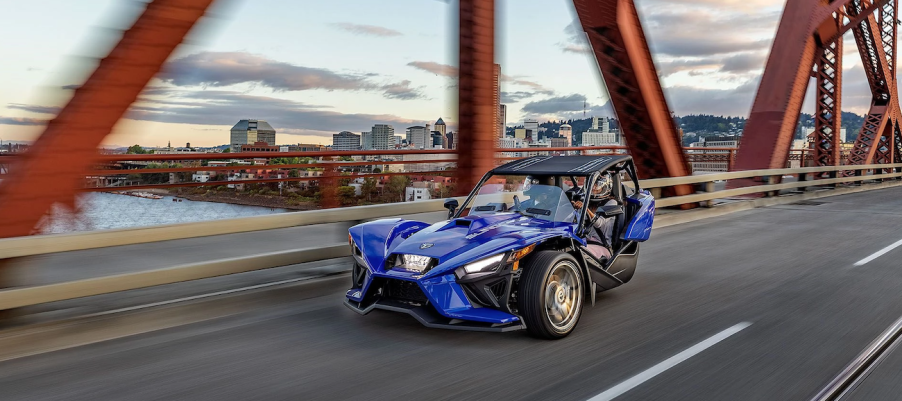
[{"left": 573, "top": 174, "right": 617, "bottom": 260}]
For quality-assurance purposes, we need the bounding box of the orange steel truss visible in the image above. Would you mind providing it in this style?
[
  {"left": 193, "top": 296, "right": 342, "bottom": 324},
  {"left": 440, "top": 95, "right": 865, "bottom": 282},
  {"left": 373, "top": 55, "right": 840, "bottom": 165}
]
[
  {"left": 571, "top": 0, "right": 692, "bottom": 194},
  {"left": 734, "top": 0, "right": 901, "bottom": 174},
  {"left": 0, "top": 0, "right": 216, "bottom": 238}
]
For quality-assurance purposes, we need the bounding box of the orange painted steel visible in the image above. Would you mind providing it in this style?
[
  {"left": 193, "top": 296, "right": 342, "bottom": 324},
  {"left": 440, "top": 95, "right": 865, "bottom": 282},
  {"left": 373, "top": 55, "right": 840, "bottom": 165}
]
[
  {"left": 813, "top": 13, "right": 843, "bottom": 168},
  {"left": 571, "top": 0, "right": 692, "bottom": 192},
  {"left": 0, "top": 0, "right": 216, "bottom": 238},
  {"left": 735, "top": 0, "right": 901, "bottom": 175},
  {"left": 455, "top": 0, "right": 497, "bottom": 196}
]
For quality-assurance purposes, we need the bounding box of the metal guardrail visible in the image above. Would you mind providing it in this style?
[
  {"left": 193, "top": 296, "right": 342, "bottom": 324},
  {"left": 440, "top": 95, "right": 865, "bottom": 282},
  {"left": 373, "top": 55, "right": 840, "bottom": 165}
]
[{"left": 0, "top": 163, "right": 900, "bottom": 311}]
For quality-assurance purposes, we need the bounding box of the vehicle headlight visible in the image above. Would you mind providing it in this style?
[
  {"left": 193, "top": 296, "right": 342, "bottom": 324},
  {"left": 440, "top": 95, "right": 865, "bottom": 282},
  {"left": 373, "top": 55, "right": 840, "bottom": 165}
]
[
  {"left": 394, "top": 254, "right": 434, "bottom": 272},
  {"left": 463, "top": 254, "right": 505, "bottom": 274}
]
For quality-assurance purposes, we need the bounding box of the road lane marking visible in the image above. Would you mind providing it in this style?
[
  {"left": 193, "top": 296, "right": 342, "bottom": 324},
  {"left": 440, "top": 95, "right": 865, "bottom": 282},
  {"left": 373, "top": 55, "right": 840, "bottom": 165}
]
[
  {"left": 587, "top": 322, "right": 752, "bottom": 401},
  {"left": 853, "top": 238, "right": 902, "bottom": 266}
]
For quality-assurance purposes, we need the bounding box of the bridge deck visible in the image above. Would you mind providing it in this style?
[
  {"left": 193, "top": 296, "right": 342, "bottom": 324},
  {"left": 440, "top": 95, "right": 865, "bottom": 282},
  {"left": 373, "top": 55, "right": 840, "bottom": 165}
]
[{"left": 2, "top": 187, "right": 902, "bottom": 400}]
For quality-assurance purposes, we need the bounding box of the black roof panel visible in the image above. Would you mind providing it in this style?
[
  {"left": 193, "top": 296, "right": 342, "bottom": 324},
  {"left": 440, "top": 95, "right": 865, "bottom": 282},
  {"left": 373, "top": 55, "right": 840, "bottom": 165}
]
[{"left": 491, "top": 155, "right": 631, "bottom": 176}]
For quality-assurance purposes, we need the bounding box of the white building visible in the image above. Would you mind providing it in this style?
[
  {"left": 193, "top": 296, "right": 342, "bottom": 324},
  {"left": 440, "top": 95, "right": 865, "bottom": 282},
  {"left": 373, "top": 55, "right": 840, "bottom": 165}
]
[
  {"left": 406, "top": 126, "right": 430, "bottom": 149},
  {"left": 332, "top": 131, "right": 361, "bottom": 151},
  {"left": 361, "top": 131, "right": 373, "bottom": 150},
  {"left": 582, "top": 132, "right": 620, "bottom": 147},
  {"left": 405, "top": 186, "right": 432, "bottom": 202},
  {"left": 230, "top": 119, "right": 276, "bottom": 153},
  {"left": 687, "top": 137, "right": 739, "bottom": 172},
  {"left": 402, "top": 153, "right": 455, "bottom": 173},
  {"left": 371, "top": 124, "right": 394, "bottom": 150},
  {"left": 499, "top": 137, "right": 528, "bottom": 158},
  {"left": 192, "top": 171, "right": 215, "bottom": 182},
  {"left": 524, "top": 119, "right": 540, "bottom": 142}
]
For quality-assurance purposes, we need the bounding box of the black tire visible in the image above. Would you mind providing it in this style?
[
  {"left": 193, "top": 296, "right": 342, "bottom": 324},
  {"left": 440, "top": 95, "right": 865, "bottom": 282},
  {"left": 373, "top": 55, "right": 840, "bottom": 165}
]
[{"left": 518, "top": 251, "right": 584, "bottom": 339}]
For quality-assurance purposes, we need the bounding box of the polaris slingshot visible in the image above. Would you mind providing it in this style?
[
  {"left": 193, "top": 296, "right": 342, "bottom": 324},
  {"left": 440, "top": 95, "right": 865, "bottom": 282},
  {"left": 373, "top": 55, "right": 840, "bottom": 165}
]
[{"left": 344, "top": 155, "right": 655, "bottom": 339}]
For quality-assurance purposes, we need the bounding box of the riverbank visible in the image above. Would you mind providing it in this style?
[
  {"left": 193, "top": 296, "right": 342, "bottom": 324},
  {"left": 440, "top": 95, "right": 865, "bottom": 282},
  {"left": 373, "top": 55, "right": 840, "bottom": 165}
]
[{"left": 171, "top": 189, "right": 320, "bottom": 211}]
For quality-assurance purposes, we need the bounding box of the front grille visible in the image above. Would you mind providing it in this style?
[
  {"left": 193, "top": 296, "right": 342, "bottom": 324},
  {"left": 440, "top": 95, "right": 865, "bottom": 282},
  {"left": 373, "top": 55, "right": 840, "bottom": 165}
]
[
  {"left": 384, "top": 279, "right": 429, "bottom": 303},
  {"left": 488, "top": 280, "right": 506, "bottom": 301}
]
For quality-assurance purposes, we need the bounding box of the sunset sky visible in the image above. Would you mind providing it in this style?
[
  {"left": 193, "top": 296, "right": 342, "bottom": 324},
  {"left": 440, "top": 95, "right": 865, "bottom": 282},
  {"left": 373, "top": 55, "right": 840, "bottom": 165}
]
[{"left": 0, "top": 0, "right": 878, "bottom": 147}]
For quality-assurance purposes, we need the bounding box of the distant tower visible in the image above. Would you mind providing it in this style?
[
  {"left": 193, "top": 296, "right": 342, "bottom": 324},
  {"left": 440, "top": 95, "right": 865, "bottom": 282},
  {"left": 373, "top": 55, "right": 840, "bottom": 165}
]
[
  {"left": 435, "top": 117, "right": 447, "bottom": 148},
  {"left": 560, "top": 124, "right": 573, "bottom": 146},
  {"left": 494, "top": 64, "right": 501, "bottom": 144}
]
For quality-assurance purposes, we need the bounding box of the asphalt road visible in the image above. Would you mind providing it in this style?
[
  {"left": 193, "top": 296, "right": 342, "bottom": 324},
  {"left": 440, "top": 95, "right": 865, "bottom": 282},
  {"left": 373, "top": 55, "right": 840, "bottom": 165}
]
[{"left": 5, "top": 187, "right": 902, "bottom": 400}]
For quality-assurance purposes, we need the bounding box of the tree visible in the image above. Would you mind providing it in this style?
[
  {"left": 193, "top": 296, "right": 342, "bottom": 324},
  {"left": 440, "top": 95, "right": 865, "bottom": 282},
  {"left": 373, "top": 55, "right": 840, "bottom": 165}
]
[
  {"left": 339, "top": 156, "right": 353, "bottom": 161},
  {"left": 126, "top": 145, "right": 148, "bottom": 154},
  {"left": 222, "top": 147, "right": 231, "bottom": 153},
  {"left": 337, "top": 186, "right": 358, "bottom": 206},
  {"left": 373, "top": 167, "right": 382, "bottom": 174},
  {"left": 361, "top": 177, "right": 378, "bottom": 202},
  {"left": 382, "top": 175, "right": 411, "bottom": 202}
]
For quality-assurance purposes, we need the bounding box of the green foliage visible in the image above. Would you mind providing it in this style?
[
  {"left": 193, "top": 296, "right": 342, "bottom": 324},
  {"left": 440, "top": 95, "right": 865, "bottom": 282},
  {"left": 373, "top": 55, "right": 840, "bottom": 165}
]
[
  {"left": 222, "top": 147, "right": 231, "bottom": 153},
  {"left": 361, "top": 177, "right": 378, "bottom": 202},
  {"left": 126, "top": 145, "right": 148, "bottom": 154},
  {"left": 337, "top": 186, "right": 358, "bottom": 205},
  {"left": 382, "top": 175, "right": 410, "bottom": 203}
]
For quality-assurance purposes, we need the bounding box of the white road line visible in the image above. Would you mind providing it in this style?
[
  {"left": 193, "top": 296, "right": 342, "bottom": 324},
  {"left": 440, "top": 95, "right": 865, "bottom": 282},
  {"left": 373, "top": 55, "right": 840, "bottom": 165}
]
[
  {"left": 853, "top": 238, "right": 902, "bottom": 266},
  {"left": 587, "top": 322, "right": 753, "bottom": 401}
]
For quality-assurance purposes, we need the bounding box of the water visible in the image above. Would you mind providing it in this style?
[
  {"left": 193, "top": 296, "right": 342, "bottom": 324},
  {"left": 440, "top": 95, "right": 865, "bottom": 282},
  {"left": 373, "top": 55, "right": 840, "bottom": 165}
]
[{"left": 41, "top": 192, "right": 287, "bottom": 234}]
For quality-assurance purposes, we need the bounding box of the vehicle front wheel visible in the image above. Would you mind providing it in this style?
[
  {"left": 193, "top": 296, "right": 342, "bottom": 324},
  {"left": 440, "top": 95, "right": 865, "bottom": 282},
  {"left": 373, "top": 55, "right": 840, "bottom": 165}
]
[{"left": 518, "top": 251, "right": 584, "bottom": 339}]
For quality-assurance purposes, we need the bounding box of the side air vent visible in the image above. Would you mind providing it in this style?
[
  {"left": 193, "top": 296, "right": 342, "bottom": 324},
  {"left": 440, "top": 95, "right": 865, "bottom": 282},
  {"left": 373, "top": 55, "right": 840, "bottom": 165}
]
[{"left": 454, "top": 219, "right": 472, "bottom": 227}]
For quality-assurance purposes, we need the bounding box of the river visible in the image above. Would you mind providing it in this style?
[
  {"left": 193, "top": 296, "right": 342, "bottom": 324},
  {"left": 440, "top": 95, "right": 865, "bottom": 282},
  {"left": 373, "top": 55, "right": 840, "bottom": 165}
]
[{"left": 41, "top": 192, "right": 287, "bottom": 234}]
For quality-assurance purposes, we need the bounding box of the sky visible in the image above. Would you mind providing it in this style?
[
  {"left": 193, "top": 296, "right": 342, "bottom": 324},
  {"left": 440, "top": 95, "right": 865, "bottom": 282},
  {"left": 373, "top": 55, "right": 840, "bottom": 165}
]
[{"left": 0, "top": 0, "right": 879, "bottom": 147}]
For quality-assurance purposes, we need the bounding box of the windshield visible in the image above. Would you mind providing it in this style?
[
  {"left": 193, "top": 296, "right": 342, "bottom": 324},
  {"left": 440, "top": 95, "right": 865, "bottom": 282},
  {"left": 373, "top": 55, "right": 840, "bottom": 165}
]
[{"left": 458, "top": 175, "right": 576, "bottom": 223}]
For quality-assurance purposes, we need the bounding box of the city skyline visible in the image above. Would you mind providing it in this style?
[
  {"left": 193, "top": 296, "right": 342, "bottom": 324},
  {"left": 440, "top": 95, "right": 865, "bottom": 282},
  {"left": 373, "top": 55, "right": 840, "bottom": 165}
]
[{"left": 0, "top": 0, "right": 885, "bottom": 148}]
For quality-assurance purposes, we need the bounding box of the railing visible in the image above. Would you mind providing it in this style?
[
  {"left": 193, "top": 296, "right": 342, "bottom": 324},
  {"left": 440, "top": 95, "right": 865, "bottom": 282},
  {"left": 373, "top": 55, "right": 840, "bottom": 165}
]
[{"left": 1, "top": 163, "right": 901, "bottom": 311}]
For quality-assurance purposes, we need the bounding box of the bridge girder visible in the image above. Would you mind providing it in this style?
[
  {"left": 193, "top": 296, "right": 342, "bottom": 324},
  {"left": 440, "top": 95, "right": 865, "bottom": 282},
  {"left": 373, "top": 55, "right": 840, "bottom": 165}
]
[
  {"left": 734, "top": 0, "right": 902, "bottom": 173},
  {"left": 571, "top": 0, "right": 692, "bottom": 194},
  {"left": 0, "top": 0, "right": 216, "bottom": 239}
]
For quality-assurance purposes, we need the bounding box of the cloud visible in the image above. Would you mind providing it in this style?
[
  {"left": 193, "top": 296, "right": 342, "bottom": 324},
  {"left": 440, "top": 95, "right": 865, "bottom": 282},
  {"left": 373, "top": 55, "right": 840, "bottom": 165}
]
[
  {"left": 663, "top": 78, "right": 761, "bottom": 116},
  {"left": 502, "top": 91, "right": 536, "bottom": 102},
  {"left": 522, "top": 94, "right": 588, "bottom": 114},
  {"left": 162, "top": 51, "right": 423, "bottom": 100},
  {"left": 381, "top": 80, "right": 424, "bottom": 100},
  {"left": 0, "top": 117, "right": 46, "bottom": 126},
  {"left": 128, "top": 89, "right": 419, "bottom": 138},
  {"left": 719, "top": 52, "right": 766, "bottom": 73},
  {"left": 331, "top": 23, "right": 402, "bottom": 37},
  {"left": 407, "top": 61, "right": 458, "bottom": 77},
  {"left": 7, "top": 103, "right": 61, "bottom": 115}
]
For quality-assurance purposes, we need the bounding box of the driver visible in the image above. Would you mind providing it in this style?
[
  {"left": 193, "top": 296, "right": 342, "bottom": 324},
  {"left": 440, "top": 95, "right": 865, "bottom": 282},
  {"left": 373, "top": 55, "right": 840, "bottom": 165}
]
[{"left": 573, "top": 174, "right": 617, "bottom": 260}]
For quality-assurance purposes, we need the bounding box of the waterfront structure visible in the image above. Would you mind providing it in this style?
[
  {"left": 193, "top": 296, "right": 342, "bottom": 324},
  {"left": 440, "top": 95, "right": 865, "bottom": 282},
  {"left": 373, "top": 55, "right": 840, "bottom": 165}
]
[
  {"left": 333, "top": 131, "right": 361, "bottom": 151},
  {"left": 371, "top": 124, "right": 394, "bottom": 150},
  {"left": 230, "top": 119, "right": 276, "bottom": 152}
]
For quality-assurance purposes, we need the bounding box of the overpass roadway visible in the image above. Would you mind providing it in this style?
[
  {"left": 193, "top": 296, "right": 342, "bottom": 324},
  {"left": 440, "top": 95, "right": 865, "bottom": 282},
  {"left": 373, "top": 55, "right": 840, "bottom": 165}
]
[{"left": 3, "top": 187, "right": 902, "bottom": 400}]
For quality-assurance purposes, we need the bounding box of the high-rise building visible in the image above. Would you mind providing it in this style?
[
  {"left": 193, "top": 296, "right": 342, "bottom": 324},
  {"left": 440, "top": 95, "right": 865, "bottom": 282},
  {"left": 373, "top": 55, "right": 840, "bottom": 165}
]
[
  {"left": 393, "top": 135, "right": 402, "bottom": 147},
  {"left": 499, "top": 104, "right": 507, "bottom": 139},
  {"left": 445, "top": 131, "right": 454, "bottom": 150},
  {"left": 230, "top": 119, "right": 276, "bottom": 152},
  {"left": 431, "top": 131, "right": 444, "bottom": 148},
  {"left": 435, "top": 118, "right": 447, "bottom": 148},
  {"left": 493, "top": 64, "right": 501, "bottom": 143},
  {"left": 451, "top": 131, "right": 459, "bottom": 150},
  {"left": 371, "top": 124, "right": 394, "bottom": 150},
  {"left": 559, "top": 124, "right": 573, "bottom": 146},
  {"left": 514, "top": 128, "right": 527, "bottom": 140},
  {"left": 361, "top": 131, "right": 373, "bottom": 150},
  {"left": 406, "top": 126, "right": 430, "bottom": 149},
  {"left": 332, "top": 131, "right": 361, "bottom": 151},
  {"left": 524, "top": 119, "right": 539, "bottom": 142}
]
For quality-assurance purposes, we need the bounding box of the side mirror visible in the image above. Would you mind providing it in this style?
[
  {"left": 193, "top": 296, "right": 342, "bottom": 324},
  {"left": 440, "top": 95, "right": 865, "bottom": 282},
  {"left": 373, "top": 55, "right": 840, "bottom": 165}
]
[
  {"left": 444, "top": 198, "right": 459, "bottom": 218},
  {"left": 597, "top": 204, "right": 623, "bottom": 218}
]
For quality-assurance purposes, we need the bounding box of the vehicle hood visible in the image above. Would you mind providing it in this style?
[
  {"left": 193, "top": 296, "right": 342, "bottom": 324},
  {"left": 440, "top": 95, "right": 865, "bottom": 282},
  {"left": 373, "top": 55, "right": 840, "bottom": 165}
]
[{"left": 390, "top": 213, "right": 573, "bottom": 277}]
